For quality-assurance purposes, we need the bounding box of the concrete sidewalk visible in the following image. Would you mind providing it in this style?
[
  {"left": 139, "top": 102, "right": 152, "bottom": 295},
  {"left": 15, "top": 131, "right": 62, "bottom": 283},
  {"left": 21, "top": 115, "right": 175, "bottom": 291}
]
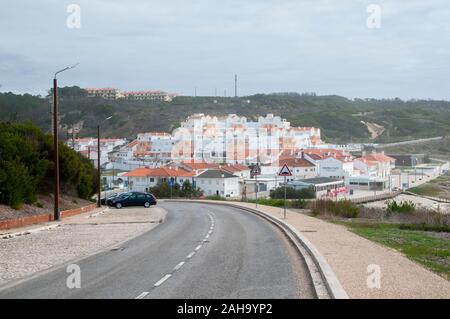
[{"left": 210, "top": 201, "right": 450, "bottom": 299}]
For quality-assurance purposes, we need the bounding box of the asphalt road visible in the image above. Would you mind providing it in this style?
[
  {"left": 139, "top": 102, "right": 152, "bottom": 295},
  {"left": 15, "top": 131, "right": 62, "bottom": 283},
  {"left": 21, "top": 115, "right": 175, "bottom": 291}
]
[{"left": 0, "top": 202, "right": 315, "bottom": 299}]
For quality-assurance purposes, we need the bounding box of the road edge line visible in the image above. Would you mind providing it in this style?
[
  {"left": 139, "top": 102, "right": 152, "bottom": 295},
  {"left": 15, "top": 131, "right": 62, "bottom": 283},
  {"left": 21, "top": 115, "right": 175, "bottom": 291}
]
[{"left": 165, "top": 200, "right": 349, "bottom": 299}]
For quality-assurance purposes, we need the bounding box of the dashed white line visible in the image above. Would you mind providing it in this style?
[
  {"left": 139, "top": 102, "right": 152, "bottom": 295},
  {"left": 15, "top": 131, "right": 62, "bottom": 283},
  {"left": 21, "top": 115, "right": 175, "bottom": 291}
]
[
  {"left": 135, "top": 291, "right": 149, "bottom": 299},
  {"left": 174, "top": 261, "right": 185, "bottom": 271},
  {"left": 154, "top": 274, "right": 172, "bottom": 287},
  {"left": 136, "top": 212, "right": 216, "bottom": 297},
  {"left": 186, "top": 252, "right": 195, "bottom": 259}
]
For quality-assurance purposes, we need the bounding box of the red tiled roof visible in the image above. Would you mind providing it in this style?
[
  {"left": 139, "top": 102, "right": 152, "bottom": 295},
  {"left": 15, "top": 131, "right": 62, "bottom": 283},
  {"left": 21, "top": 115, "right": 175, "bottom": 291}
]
[
  {"left": 278, "top": 157, "right": 315, "bottom": 168},
  {"left": 356, "top": 153, "right": 396, "bottom": 165},
  {"left": 182, "top": 162, "right": 220, "bottom": 170},
  {"left": 220, "top": 164, "right": 250, "bottom": 173},
  {"left": 124, "top": 167, "right": 195, "bottom": 178}
]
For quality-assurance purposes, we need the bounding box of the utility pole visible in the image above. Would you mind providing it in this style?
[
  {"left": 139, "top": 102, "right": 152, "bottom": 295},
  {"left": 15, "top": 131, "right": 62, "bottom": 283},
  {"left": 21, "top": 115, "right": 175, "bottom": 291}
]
[
  {"left": 97, "top": 116, "right": 113, "bottom": 208},
  {"left": 53, "top": 64, "right": 78, "bottom": 221},
  {"left": 71, "top": 124, "right": 75, "bottom": 150},
  {"left": 234, "top": 74, "right": 238, "bottom": 98},
  {"left": 97, "top": 125, "right": 101, "bottom": 208},
  {"left": 53, "top": 77, "right": 60, "bottom": 220}
]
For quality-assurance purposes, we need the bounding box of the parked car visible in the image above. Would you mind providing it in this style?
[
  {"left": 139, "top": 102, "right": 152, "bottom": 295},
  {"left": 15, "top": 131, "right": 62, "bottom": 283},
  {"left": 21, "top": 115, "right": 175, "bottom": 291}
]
[
  {"left": 101, "top": 193, "right": 121, "bottom": 205},
  {"left": 108, "top": 192, "right": 157, "bottom": 209},
  {"left": 106, "top": 192, "right": 131, "bottom": 206}
]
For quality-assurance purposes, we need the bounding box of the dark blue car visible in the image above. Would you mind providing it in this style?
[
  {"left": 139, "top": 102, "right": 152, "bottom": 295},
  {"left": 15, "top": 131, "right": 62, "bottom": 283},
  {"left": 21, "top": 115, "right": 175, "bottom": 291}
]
[{"left": 108, "top": 192, "right": 157, "bottom": 209}]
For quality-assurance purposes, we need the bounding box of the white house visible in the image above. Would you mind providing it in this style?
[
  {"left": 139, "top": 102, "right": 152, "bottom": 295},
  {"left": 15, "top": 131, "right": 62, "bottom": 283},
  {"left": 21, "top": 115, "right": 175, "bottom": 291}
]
[
  {"left": 195, "top": 170, "right": 240, "bottom": 198},
  {"left": 318, "top": 156, "right": 354, "bottom": 182},
  {"left": 353, "top": 152, "right": 396, "bottom": 178}
]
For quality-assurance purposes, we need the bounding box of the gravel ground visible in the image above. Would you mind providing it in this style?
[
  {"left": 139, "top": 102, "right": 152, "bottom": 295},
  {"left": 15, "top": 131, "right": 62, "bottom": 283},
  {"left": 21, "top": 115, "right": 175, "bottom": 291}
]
[
  {"left": 216, "top": 201, "right": 450, "bottom": 299},
  {"left": 0, "top": 206, "right": 166, "bottom": 285}
]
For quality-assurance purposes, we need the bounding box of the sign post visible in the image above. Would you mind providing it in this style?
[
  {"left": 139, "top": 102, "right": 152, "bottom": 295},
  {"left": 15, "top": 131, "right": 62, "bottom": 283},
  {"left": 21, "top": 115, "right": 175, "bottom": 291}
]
[
  {"left": 169, "top": 177, "right": 175, "bottom": 199},
  {"left": 278, "top": 164, "right": 293, "bottom": 219},
  {"left": 251, "top": 164, "right": 262, "bottom": 208}
]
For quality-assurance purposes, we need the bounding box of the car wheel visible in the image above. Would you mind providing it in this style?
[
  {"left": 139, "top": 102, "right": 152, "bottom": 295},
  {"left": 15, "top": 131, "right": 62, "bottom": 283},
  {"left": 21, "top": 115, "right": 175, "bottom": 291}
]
[
  {"left": 144, "top": 202, "right": 150, "bottom": 208},
  {"left": 116, "top": 202, "right": 123, "bottom": 209}
]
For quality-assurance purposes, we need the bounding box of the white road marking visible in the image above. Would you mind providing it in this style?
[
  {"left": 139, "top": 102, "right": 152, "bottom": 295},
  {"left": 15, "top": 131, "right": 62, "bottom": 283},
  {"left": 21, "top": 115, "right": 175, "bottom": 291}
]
[
  {"left": 174, "top": 261, "right": 185, "bottom": 271},
  {"left": 135, "top": 291, "right": 149, "bottom": 299},
  {"left": 142, "top": 212, "right": 216, "bottom": 293},
  {"left": 154, "top": 274, "right": 172, "bottom": 287},
  {"left": 186, "top": 252, "right": 195, "bottom": 259}
]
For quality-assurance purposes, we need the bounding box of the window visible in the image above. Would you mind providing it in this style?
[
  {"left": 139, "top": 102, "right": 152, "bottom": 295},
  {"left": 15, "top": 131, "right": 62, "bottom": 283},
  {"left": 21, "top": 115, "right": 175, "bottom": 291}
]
[{"left": 150, "top": 178, "right": 155, "bottom": 182}]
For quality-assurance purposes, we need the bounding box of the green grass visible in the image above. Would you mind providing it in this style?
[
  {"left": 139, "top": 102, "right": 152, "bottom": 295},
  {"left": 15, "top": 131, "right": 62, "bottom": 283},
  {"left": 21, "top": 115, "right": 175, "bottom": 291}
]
[
  {"left": 340, "top": 222, "right": 450, "bottom": 279},
  {"left": 409, "top": 184, "right": 442, "bottom": 197},
  {"left": 408, "top": 174, "right": 450, "bottom": 199}
]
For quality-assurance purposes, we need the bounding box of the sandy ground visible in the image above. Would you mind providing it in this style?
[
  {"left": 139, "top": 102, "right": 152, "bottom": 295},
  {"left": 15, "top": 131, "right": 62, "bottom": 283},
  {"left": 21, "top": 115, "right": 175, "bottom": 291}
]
[
  {"left": 217, "top": 201, "right": 450, "bottom": 299},
  {"left": 365, "top": 194, "right": 450, "bottom": 213},
  {"left": 0, "top": 206, "right": 166, "bottom": 285}
]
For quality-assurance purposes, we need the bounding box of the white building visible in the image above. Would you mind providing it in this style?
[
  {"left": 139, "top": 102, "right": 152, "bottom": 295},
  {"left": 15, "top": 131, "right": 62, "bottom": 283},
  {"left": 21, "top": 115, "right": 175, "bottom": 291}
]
[
  {"left": 318, "top": 157, "right": 354, "bottom": 182},
  {"left": 69, "top": 138, "right": 127, "bottom": 168},
  {"left": 195, "top": 170, "right": 240, "bottom": 198}
]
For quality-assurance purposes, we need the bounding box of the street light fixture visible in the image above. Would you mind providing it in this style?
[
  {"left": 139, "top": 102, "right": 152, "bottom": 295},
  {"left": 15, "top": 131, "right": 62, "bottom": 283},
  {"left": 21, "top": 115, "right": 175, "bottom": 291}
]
[
  {"left": 53, "top": 63, "right": 78, "bottom": 221},
  {"left": 97, "top": 116, "right": 113, "bottom": 207}
]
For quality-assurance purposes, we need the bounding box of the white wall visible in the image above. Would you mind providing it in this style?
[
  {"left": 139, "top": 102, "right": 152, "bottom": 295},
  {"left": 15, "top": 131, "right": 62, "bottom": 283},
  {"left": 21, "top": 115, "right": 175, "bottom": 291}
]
[{"left": 196, "top": 177, "right": 239, "bottom": 198}]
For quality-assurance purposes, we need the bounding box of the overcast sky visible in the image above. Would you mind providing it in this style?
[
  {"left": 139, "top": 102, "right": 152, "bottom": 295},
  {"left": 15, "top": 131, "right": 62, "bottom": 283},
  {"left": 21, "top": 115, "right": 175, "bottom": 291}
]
[{"left": 1, "top": 0, "right": 449, "bottom": 99}]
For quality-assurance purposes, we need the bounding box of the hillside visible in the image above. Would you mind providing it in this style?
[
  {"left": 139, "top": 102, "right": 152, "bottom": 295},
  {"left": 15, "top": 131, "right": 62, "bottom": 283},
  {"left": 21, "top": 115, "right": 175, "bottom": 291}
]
[
  {"left": 0, "top": 122, "right": 97, "bottom": 209},
  {"left": 1, "top": 90, "right": 450, "bottom": 144}
]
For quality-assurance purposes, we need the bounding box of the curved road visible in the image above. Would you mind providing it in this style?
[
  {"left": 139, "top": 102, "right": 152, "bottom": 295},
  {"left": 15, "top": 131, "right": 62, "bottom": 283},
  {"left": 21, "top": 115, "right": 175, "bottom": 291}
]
[{"left": 0, "top": 202, "right": 315, "bottom": 299}]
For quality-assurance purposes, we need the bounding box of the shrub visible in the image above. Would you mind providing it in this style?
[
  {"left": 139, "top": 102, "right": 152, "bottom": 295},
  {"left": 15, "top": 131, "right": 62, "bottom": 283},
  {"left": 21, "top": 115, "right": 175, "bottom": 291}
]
[
  {"left": 290, "top": 199, "right": 309, "bottom": 209},
  {"left": 0, "top": 122, "right": 97, "bottom": 208},
  {"left": 206, "top": 194, "right": 225, "bottom": 201},
  {"left": 386, "top": 200, "right": 416, "bottom": 214},
  {"left": 150, "top": 181, "right": 203, "bottom": 199},
  {"left": 270, "top": 186, "right": 315, "bottom": 200},
  {"left": 310, "top": 199, "right": 360, "bottom": 218}
]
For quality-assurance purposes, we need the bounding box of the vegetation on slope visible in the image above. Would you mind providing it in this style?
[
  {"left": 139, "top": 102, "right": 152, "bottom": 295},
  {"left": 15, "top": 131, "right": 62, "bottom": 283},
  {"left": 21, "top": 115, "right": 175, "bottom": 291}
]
[
  {"left": 0, "top": 122, "right": 97, "bottom": 209},
  {"left": 1, "top": 90, "right": 450, "bottom": 143}
]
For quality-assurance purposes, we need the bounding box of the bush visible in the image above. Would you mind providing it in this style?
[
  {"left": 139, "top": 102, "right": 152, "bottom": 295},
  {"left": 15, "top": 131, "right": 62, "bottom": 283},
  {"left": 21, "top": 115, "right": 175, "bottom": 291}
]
[
  {"left": 290, "top": 199, "right": 309, "bottom": 209},
  {"left": 270, "top": 186, "right": 315, "bottom": 200},
  {"left": 206, "top": 194, "right": 225, "bottom": 201},
  {"left": 0, "top": 122, "right": 97, "bottom": 208},
  {"left": 386, "top": 200, "right": 416, "bottom": 214},
  {"left": 311, "top": 199, "right": 360, "bottom": 218},
  {"left": 0, "top": 159, "right": 36, "bottom": 209},
  {"left": 150, "top": 180, "right": 203, "bottom": 199}
]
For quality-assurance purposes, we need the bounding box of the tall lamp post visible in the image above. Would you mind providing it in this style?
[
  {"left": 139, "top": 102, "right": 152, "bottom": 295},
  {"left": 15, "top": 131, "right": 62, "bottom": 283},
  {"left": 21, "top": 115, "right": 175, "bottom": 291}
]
[
  {"left": 53, "top": 64, "right": 78, "bottom": 221},
  {"left": 97, "top": 116, "right": 113, "bottom": 207}
]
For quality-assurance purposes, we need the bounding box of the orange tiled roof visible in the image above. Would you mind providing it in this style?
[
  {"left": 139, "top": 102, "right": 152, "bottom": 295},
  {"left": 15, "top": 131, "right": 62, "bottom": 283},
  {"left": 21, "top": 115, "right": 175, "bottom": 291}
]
[
  {"left": 356, "top": 153, "right": 396, "bottom": 167},
  {"left": 278, "top": 157, "right": 315, "bottom": 168},
  {"left": 124, "top": 167, "right": 195, "bottom": 178}
]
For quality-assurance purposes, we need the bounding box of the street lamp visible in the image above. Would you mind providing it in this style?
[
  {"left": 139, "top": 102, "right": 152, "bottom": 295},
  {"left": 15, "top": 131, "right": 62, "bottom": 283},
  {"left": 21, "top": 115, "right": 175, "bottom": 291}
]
[
  {"left": 97, "top": 116, "right": 113, "bottom": 207},
  {"left": 53, "top": 63, "right": 78, "bottom": 221}
]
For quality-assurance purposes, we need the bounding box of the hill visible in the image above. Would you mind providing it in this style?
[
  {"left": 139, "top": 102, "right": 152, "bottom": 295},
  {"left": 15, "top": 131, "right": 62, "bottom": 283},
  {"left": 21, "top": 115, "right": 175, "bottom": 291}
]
[{"left": 1, "top": 90, "right": 450, "bottom": 144}]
